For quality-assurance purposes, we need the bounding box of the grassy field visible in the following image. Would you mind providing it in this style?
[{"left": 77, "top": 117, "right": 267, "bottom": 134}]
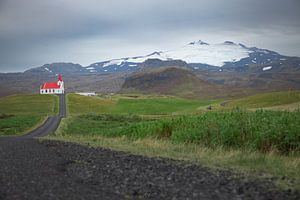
[
  {"left": 56, "top": 111, "right": 300, "bottom": 154},
  {"left": 68, "top": 93, "right": 218, "bottom": 115},
  {"left": 0, "top": 94, "right": 58, "bottom": 136},
  {"left": 64, "top": 92, "right": 300, "bottom": 155},
  {"left": 52, "top": 91, "right": 300, "bottom": 190},
  {"left": 225, "top": 91, "right": 300, "bottom": 109}
]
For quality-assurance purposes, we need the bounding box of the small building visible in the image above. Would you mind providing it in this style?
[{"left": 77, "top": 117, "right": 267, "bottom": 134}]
[
  {"left": 76, "top": 92, "right": 96, "bottom": 96},
  {"left": 40, "top": 74, "right": 64, "bottom": 94}
]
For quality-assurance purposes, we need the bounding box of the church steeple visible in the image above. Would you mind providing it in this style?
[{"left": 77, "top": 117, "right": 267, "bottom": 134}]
[
  {"left": 57, "top": 74, "right": 64, "bottom": 91},
  {"left": 58, "top": 74, "right": 63, "bottom": 82}
]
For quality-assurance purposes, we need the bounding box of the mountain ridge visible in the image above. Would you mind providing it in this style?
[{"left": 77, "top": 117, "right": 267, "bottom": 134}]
[
  {"left": 1, "top": 40, "right": 300, "bottom": 98},
  {"left": 12, "top": 40, "right": 300, "bottom": 76}
]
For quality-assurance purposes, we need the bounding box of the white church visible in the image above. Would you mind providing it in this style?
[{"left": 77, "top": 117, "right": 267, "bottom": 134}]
[{"left": 40, "top": 74, "right": 64, "bottom": 94}]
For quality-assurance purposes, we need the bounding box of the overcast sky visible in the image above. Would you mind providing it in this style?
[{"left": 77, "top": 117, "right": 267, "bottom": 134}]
[{"left": 0, "top": 0, "right": 300, "bottom": 72}]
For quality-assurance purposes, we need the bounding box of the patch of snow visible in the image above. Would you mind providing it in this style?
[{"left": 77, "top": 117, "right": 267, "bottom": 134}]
[
  {"left": 193, "top": 67, "right": 199, "bottom": 70},
  {"left": 89, "top": 70, "right": 96, "bottom": 73},
  {"left": 280, "top": 58, "right": 286, "bottom": 61},
  {"left": 257, "top": 49, "right": 269, "bottom": 54},
  {"left": 219, "top": 69, "right": 222, "bottom": 72},
  {"left": 44, "top": 67, "right": 52, "bottom": 73},
  {"left": 161, "top": 42, "right": 252, "bottom": 67},
  {"left": 252, "top": 60, "right": 257, "bottom": 63},
  {"left": 103, "top": 59, "right": 123, "bottom": 68},
  {"left": 104, "top": 69, "right": 108, "bottom": 72},
  {"left": 86, "top": 67, "right": 95, "bottom": 70},
  {"left": 128, "top": 64, "right": 137, "bottom": 67},
  {"left": 267, "top": 59, "right": 271, "bottom": 61},
  {"left": 102, "top": 41, "right": 253, "bottom": 67},
  {"left": 254, "top": 57, "right": 257, "bottom": 60},
  {"left": 126, "top": 53, "right": 168, "bottom": 63},
  {"left": 263, "top": 66, "right": 272, "bottom": 71}
]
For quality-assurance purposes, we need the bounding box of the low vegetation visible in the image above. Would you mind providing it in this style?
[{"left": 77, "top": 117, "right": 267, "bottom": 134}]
[
  {"left": 52, "top": 91, "right": 300, "bottom": 190},
  {"left": 57, "top": 110, "right": 300, "bottom": 155},
  {"left": 225, "top": 91, "right": 300, "bottom": 109},
  {"left": 68, "top": 93, "right": 218, "bottom": 115},
  {"left": 0, "top": 94, "right": 58, "bottom": 136}
]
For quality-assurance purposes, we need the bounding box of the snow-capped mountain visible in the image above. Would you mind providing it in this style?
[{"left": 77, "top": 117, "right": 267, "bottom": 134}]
[
  {"left": 22, "top": 40, "right": 300, "bottom": 76},
  {"left": 2, "top": 40, "right": 300, "bottom": 97},
  {"left": 85, "top": 40, "right": 293, "bottom": 73}
]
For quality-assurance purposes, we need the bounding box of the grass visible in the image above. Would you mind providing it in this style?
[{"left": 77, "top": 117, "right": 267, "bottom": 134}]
[
  {"left": 260, "top": 101, "right": 300, "bottom": 111},
  {"left": 56, "top": 110, "right": 300, "bottom": 154},
  {"left": 68, "top": 93, "right": 218, "bottom": 115},
  {"left": 111, "top": 98, "right": 216, "bottom": 115},
  {"left": 53, "top": 91, "right": 300, "bottom": 190},
  {"left": 67, "top": 94, "right": 115, "bottom": 115},
  {"left": 226, "top": 91, "right": 300, "bottom": 109},
  {"left": 0, "top": 94, "right": 58, "bottom": 136}
]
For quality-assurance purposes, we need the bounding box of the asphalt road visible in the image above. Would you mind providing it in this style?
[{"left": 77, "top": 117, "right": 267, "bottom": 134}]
[
  {"left": 0, "top": 93, "right": 299, "bottom": 199},
  {"left": 22, "top": 94, "right": 66, "bottom": 138}
]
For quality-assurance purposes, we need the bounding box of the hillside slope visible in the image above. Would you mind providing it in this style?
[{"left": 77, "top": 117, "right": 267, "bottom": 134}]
[{"left": 121, "top": 67, "right": 223, "bottom": 98}]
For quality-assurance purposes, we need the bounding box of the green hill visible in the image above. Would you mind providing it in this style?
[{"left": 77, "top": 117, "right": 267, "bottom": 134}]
[
  {"left": 121, "top": 67, "right": 223, "bottom": 99},
  {"left": 226, "top": 91, "right": 300, "bottom": 109}
]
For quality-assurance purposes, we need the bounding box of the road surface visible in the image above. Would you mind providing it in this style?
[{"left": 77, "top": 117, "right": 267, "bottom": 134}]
[{"left": 22, "top": 94, "right": 66, "bottom": 138}]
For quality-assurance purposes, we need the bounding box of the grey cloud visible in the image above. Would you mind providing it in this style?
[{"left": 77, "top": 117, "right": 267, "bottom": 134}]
[{"left": 0, "top": 0, "right": 299, "bottom": 72}]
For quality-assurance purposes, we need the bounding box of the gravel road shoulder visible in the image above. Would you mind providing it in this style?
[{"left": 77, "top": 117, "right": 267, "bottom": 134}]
[{"left": 0, "top": 138, "right": 299, "bottom": 200}]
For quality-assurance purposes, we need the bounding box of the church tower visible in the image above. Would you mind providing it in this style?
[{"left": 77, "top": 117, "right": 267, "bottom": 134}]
[{"left": 57, "top": 74, "right": 64, "bottom": 94}]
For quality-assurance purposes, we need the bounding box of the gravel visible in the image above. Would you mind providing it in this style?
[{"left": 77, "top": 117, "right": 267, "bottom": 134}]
[{"left": 0, "top": 138, "right": 299, "bottom": 200}]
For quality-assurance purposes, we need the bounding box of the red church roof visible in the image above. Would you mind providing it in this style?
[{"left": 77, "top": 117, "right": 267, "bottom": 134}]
[
  {"left": 40, "top": 82, "right": 60, "bottom": 89},
  {"left": 40, "top": 74, "right": 63, "bottom": 89}
]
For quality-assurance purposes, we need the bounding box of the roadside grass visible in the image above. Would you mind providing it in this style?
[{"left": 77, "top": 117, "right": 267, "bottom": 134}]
[
  {"left": 0, "top": 94, "right": 58, "bottom": 136},
  {"left": 68, "top": 93, "right": 218, "bottom": 115},
  {"left": 225, "top": 91, "right": 300, "bottom": 109},
  {"left": 55, "top": 110, "right": 300, "bottom": 154}
]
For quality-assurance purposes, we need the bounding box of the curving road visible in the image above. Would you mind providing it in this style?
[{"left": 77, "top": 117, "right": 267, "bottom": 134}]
[{"left": 22, "top": 94, "right": 66, "bottom": 138}]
